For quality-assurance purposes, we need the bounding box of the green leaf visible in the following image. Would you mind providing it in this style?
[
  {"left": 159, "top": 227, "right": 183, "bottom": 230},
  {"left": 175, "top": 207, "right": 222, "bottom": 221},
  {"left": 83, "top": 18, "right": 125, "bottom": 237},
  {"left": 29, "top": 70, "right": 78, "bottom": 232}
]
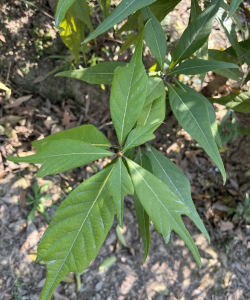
[
  {"left": 131, "top": 148, "right": 151, "bottom": 262},
  {"left": 168, "top": 59, "right": 238, "bottom": 76},
  {"left": 145, "top": 144, "right": 209, "bottom": 241},
  {"left": 170, "top": 0, "right": 222, "bottom": 68},
  {"left": 124, "top": 148, "right": 135, "bottom": 160},
  {"left": 100, "top": 0, "right": 111, "bottom": 19},
  {"left": 175, "top": 80, "right": 222, "bottom": 149},
  {"left": 137, "top": 91, "right": 166, "bottom": 127},
  {"left": 71, "top": 0, "right": 94, "bottom": 32},
  {"left": 32, "top": 125, "right": 110, "bottom": 152},
  {"left": 36, "top": 165, "right": 115, "bottom": 300},
  {"left": 60, "top": 9, "right": 80, "bottom": 62},
  {"left": 126, "top": 158, "right": 201, "bottom": 266},
  {"left": 83, "top": 0, "right": 157, "bottom": 43},
  {"left": 229, "top": 0, "right": 242, "bottom": 18},
  {"left": 141, "top": 7, "right": 166, "bottom": 70},
  {"left": 243, "top": 70, "right": 250, "bottom": 85},
  {"left": 166, "top": 83, "right": 226, "bottom": 182},
  {"left": 216, "top": 8, "right": 241, "bottom": 57},
  {"left": 99, "top": 257, "right": 116, "bottom": 271},
  {"left": 109, "top": 158, "right": 134, "bottom": 227},
  {"left": 118, "top": 31, "right": 141, "bottom": 55},
  {"left": 55, "top": 0, "right": 76, "bottom": 28},
  {"left": 208, "top": 49, "right": 243, "bottom": 81},
  {"left": 56, "top": 62, "right": 127, "bottom": 84},
  {"left": 7, "top": 140, "right": 113, "bottom": 177},
  {"left": 150, "top": 0, "right": 181, "bottom": 22},
  {"left": 190, "top": 0, "right": 202, "bottom": 23},
  {"left": 208, "top": 92, "right": 250, "bottom": 113},
  {"left": 145, "top": 77, "right": 165, "bottom": 106},
  {"left": 123, "top": 122, "right": 160, "bottom": 152},
  {"left": 220, "top": 1, "right": 243, "bottom": 31},
  {"left": 110, "top": 33, "right": 147, "bottom": 145}
]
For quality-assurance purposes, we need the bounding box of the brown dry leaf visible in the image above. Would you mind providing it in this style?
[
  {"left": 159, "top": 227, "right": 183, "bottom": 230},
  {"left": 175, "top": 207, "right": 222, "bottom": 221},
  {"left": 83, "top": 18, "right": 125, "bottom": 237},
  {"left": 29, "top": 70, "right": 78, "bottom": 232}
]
[
  {"left": 0, "top": 33, "right": 6, "bottom": 42},
  {"left": 0, "top": 115, "right": 25, "bottom": 125},
  {"left": 16, "top": 68, "right": 24, "bottom": 77},
  {"left": 4, "top": 95, "right": 33, "bottom": 109},
  {"left": 62, "top": 110, "right": 70, "bottom": 126},
  {"left": 33, "top": 75, "right": 45, "bottom": 84},
  {"left": 53, "top": 285, "right": 70, "bottom": 300},
  {"left": 65, "top": 121, "right": 77, "bottom": 130},
  {"left": 51, "top": 124, "right": 64, "bottom": 134},
  {"left": 117, "top": 263, "right": 137, "bottom": 277},
  {"left": 219, "top": 221, "right": 234, "bottom": 231},
  {"left": 19, "top": 187, "right": 26, "bottom": 211},
  {"left": 0, "top": 293, "right": 12, "bottom": 300},
  {"left": 5, "top": 123, "right": 17, "bottom": 139},
  {"left": 44, "top": 116, "right": 58, "bottom": 129}
]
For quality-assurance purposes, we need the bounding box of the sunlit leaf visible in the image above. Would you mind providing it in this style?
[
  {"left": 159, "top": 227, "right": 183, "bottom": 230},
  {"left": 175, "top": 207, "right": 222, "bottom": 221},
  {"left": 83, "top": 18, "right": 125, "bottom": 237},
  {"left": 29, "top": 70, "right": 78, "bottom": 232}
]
[
  {"left": 110, "top": 32, "right": 147, "bottom": 145},
  {"left": 145, "top": 144, "right": 210, "bottom": 240},
  {"left": 166, "top": 83, "right": 226, "bottom": 182},
  {"left": 175, "top": 80, "right": 222, "bottom": 148},
  {"left": 36, "top": 165, "right": 115, "bottom": 300},
  {"left": 55, "top": 0, "right": 76, "bottom": 28},
  {"left": 84, "top": 0, "right": 157, "bottom": 43},
  {"left": 32, "top": 125, "right": 111, "bottom": 151},
  {"left": 142, "top": 7, "right": 166, "bottom": 70},
  {"left": 109, "top": 158, "right": 134, "bottom": 227},
  {"left": 145, "top": 77, "right": 165, "bottom": 106},
  {"left": 56, "top": 62, "right": 126, "bottom": 84},
  {"left": 126, "top": 158, "right": 201, "bottom": 266},
  {"left": 7, "top": 140, "right": 113, "bottom": 177}
]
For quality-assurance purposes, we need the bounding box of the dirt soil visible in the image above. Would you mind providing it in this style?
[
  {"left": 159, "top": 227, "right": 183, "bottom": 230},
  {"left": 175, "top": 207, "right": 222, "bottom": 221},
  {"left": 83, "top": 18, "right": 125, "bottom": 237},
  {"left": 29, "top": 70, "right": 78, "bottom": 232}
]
[{"left": 1, "top": 1, "right": 250, "bottom": 300}]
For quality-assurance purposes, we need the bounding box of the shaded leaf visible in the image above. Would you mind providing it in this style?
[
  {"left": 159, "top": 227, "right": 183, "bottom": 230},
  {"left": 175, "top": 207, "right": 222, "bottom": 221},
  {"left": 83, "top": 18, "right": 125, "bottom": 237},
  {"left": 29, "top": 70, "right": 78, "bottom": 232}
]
[
  {"left": 109, "top": 158, "right": 134, "bottom": 227},
  {"left": 118, "top": 31, "right": 141, "bottom": 55},
  {"left": 168, "top": 59, "right": 238, "bottom": 76},
  {"left": 137, "top": 91, "right": 166, "bottom": 127},
  {"left": 131, "top": 148, "right": 151, "bottom": 262},
  {"left": 175, "top": 80, "right": 222, "bottom": 148},
  {"left": 145, "top": 144, "right": 209, "bottom": 240},
  {"left": 116, "top": 225, "right": 127, "bottom": 247},
  {"left": 229, "top": 0, "right": 243, "bottom": 18},
  {"left": 166, "top": 83, "right": 226, "bottom": 181},
  {"left": 56, "top": 62, "right": 126, "bottom": 84},
  {"left": 84, "top": 0, "right": 157, "bottom": 43},
  {"left": 170, "top": 0, "right": 222, "bottom": 68},
  {"left": 36, "top": 165, "right": 115, "bottom": 300},
  {"left": 32, "top": 124, "right": 110, "bottom": 151},
  {"left": 145, "top": 77, "right": 165, "bottom": 106},
  {"left": 142, "top": 7, "right": 166, "bottom": 70},
  {"left": 71, "top": 0, "right": 94, "bottom": 32},
  {"left": 7, "top": 140, "right": 113, "bottom": 177},
  {"left": 208, "top": 92, "right": 250, "bottom": 113},
  {"left": 123, "top": 122, "right": 160, "bottom": 152},
  {"left": 110, "top": 32, "right": 147, "bottom": 145},
  {"left": 126, "top": 158, "right": 201, "bottom": 266},
  {"left": 100, "top": 0, "right": 112, "bottom": 19}
]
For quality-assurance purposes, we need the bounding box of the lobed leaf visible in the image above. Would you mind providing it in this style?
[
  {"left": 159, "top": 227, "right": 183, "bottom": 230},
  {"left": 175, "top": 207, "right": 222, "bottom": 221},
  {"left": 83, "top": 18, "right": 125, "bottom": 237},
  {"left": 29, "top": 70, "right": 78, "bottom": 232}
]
[
  {"left": 110, "top": 32, "right": 147, "bottom": 145},
  {"left": 32, "top": 125, "right": 110, "bottom": 152},
  {"left": 36, "top": 165, "right": 115, "bottom": 300},
  {"left": 56, "top": 62, "right": 127, "bottom": 84},
  {"left": 142, "top": 7, "right": 166, "bottom": 70},
  {"left": 168, "top": 59, "right": 238, "bottom": 76},
  {"left": 145, "top": 144, "right": 210, "bottom": 240},
  {"left": 175, "top": 80, "right": 222, "bottom": 149},
  {"left": 170, "top": 0, "right": 222, "bottom": 68},
  {"left": 109, "top": 158, "right": 134, "bottom": 227},
  {"left": 126, "top": 158, "right": 201, "bottom": 266},
  {"left": 208, "top": 92, "right": 250, "bottom": 113},
  {"left": 137, "top": 91, "right": 166, "bottom": 127},
  {"left": 83, "top": 0, "right": 157, "bottom": 43},
  {"left": 166, "top": 83, "right": 226, "bottom": 182},
  {"left": 123, "top": 122, "right": 160, "bottom": 152},
  {"left": 145, "top": 77, "right": 165, "bottom": 106},
  {"left": 7, "top": 140, "right": 113, "bottom": 177}
]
